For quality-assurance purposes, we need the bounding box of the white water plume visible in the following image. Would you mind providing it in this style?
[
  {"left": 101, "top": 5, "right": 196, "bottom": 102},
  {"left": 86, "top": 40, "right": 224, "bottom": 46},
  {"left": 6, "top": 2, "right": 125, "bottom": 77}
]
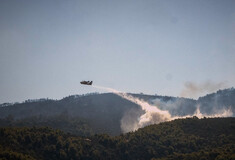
[
  {"left": 118, "top": 92, "right": 172, "bottom": 132},
  {"left": 93, "top": 85, "right": 172, "bottom": 132},
  {"left": 93, "top": 85, "right": 233, "bottom": 133},
  {"left": 93, "top": 85, "right": 120, "bottom": 93}
]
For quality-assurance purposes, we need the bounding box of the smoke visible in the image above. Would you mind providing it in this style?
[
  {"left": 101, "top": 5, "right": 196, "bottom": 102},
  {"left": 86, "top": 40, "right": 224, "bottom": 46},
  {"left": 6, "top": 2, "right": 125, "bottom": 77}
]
[
  {"left": 193, "top": 106, "right": 233, "bottom": 118},
  {"left": 151, "top": 98, "right": 197, "bottom": 116},
  {"left": 93, "top": 85, "right": 233, "bottom": 133},
  {"left": 172, "top": 106, "right": 233, "bottom": 120},
  {"left": 180, "top": 81, "right": 226, "bottom": 99}
]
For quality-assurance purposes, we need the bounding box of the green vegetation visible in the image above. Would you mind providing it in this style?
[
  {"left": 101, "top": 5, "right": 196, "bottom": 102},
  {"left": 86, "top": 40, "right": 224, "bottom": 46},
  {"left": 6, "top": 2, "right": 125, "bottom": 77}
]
[
  {"left": 1, "top": 88, "right": 234, "bottom": 137},
  {"left": 0, "top": 117, "right": 234, "bottom": 160},
  {"left": 0, "top": 93, "right": 142, "bottom": 136},
  {"left": 0, "top": 114, "right": 93, "bottom": 137}
]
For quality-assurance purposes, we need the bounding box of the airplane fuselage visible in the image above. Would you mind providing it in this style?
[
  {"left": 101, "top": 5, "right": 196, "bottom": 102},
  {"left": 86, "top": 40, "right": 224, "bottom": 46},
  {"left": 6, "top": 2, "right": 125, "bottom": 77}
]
[{"left": 80, "top": 81, "right": 93, "bottom": 85}]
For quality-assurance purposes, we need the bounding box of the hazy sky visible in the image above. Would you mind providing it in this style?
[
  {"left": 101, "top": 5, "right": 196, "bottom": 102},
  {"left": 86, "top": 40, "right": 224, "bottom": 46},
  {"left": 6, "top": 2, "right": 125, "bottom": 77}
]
[{"left": 1, "top": 0, "right": 235, "bottom": 103}]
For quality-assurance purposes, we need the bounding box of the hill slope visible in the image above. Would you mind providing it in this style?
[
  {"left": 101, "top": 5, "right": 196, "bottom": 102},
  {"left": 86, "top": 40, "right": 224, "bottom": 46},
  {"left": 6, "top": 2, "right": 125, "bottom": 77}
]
[
  {"left": 0, "top": 88, "right": 234, "bottom": 135},
  {"left": 0, "top": 93, "right": 142, "bottom": 135},
  {"left": 0, "top": 117, "right": 234, "bottom": 160}
]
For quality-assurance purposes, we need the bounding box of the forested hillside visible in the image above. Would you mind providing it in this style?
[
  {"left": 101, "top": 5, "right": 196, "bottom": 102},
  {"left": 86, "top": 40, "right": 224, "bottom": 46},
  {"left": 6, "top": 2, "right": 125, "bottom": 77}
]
[
  {"left": 0, "top": 93, "right": 142, "bottom": 135},
  {"left": 0, "top": 88, "right": 234, "bottom": 136},
  {"left": 0, "top": 117, "right": 234, "bottom": 160}
]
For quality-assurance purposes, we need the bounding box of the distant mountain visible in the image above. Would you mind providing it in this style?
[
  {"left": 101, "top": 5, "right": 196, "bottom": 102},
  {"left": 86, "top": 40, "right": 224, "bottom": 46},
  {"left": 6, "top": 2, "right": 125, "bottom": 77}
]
[
  {"left": 131, "top": 88, "right": 235, "bottom": 117},
  {"left": 0, "top": 93, "right": 142, "bottom": 135},
  {"left": 198, "top": 88, "right": 235, "bottom": 115},
  {"left": 0, "top": 117, "right": 234, "bottom": 160},
  {"left": 0, "top": 88, "right": 234, "bottom": 135}
]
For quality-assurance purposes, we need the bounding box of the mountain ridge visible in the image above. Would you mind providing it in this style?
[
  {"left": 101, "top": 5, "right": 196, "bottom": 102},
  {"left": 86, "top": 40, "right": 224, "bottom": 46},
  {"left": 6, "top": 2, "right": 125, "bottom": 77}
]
[{"left": 0, "top": 88, "right": 234, "bottom": 135}]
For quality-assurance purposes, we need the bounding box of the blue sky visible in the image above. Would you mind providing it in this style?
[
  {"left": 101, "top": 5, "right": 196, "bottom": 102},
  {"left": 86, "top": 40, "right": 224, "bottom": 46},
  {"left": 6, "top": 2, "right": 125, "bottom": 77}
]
[{"left": 0, "top": 0, "right": 235, "bottom": 103}]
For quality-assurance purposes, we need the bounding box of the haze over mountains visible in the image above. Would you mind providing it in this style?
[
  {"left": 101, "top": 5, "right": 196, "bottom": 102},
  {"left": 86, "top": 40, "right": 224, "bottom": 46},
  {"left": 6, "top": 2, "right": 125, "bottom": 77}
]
[{"left": 0, "top": 88, "right": 234, "bottom": 136}]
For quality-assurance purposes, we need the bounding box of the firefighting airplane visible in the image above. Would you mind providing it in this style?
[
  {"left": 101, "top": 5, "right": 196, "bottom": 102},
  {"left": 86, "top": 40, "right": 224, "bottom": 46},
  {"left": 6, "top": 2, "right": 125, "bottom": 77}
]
[{"left": 80, "top": 81, "right": 93, "bottom": 85}]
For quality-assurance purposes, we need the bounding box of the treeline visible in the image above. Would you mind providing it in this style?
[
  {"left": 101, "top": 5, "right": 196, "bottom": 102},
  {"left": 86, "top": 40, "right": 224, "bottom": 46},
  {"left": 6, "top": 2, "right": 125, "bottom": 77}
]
[
  {"left": 0, "top": 117, "right": 234, "bottom": 160},
  {"left": 0, "top": 88, "right": 234, "bottom": 137},
  {"left": 0, "top": 93, "right": 141, "bottom": 135},
  {"left": 0, "top": 113, "right": 93, "bottom": 137}
]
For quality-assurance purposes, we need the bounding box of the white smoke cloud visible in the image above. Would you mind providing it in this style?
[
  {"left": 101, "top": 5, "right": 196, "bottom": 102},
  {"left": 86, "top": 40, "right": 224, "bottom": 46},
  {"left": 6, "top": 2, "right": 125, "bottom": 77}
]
[
  {"left": 172, "top": 106, "right": 233, "bottom": 120},
  {"left": 93, "top": 85, "right": 233, "bottom": 133},
  {"left": 151, "top": 98, "right": 196, "bottom": 116},
  {"left": 192, "top": 106, "right": 233, "bottom": 118}
]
